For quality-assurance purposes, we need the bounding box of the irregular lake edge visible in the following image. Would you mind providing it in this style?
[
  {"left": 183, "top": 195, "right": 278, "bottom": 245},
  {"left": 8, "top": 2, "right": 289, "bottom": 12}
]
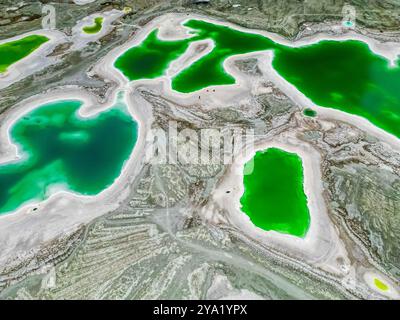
[{"left": 0, "top": 89, "right": 145, "bottom": 218}]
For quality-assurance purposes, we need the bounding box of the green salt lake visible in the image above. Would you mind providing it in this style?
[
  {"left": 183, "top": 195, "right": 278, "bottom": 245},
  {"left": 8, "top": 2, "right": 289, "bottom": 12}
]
[
  {"left": 4, "top": 17, "right": 400, "bottom": 222},
  {"left": 0, "top": 95, "right": 137, "bottom": 214},
  {"left": 240, "top": 148, "right": 310, "bottom": 237},
  {"left": 303, "top": 108, "right": 317, "bottom": 117},
  {"left": 82, "top": 17, "right": 104, "bottom": 34}
]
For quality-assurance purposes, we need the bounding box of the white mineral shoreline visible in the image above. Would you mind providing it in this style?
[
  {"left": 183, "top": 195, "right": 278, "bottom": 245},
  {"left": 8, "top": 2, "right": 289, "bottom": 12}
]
[{"left": 73, "top": 0, "right": 96, "bottom": 5}]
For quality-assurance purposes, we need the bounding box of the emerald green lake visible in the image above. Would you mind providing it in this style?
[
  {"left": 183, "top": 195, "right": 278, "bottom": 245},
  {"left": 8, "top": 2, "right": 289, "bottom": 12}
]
[
  {"left": 82, "top": 17, "right": 104, "bottom": 34},
  {"left": 114, "top": 29, "right": 191, "bottom": 81},
  {"left": 115, "top": 18, "right": 400, "bottom": 139},
  {"left": 0, "top": 96, "right": 137, "bottom": 214},
  {"left": 0, "top": 34, "right": 49, "bottom": 73},
  {"left": 303, "top": 108, "right": 317, "bottom": 117},
  {"left": 240, "top": 148, "right": 310, "bottom": 237},
  {"left": 171, "top": 20, "right": 276, "bottom": 92}
]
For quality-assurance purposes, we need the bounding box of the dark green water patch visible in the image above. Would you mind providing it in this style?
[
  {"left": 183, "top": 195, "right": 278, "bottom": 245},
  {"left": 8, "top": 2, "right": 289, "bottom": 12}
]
[
  {"left": 0, "top": 96, "right": 137, "bottom": 214},
  {"left": 0, "top": 35, "right": 49, "bottom": 73},
  {"left": 240, "top": 148, "right": 310, "bottom": 237}
]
